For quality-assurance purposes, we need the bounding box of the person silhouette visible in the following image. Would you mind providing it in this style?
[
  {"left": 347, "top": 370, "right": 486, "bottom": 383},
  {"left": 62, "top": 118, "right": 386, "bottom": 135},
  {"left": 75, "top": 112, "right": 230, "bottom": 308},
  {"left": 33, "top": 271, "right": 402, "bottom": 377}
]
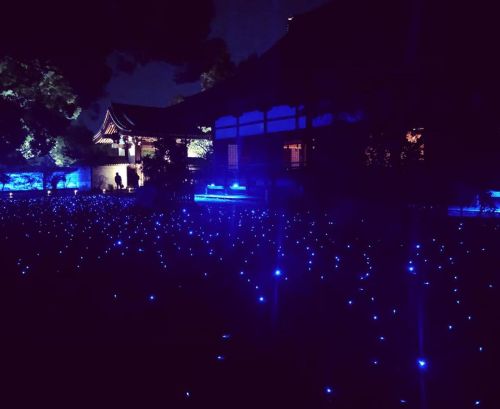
[{"left": 115, "top": 172, "right": 123, "bottom": 190}]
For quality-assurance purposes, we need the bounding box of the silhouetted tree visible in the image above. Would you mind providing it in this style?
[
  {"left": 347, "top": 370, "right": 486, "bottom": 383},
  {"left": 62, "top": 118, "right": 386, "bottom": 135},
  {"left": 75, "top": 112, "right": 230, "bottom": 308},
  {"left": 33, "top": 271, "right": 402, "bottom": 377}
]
[
  {"left": 0, "top": 0, "right": 219, "bottom": 106},
  {"left": 200, "top": 41, "right": 235, "bottom": 91},
  {"left": 142, "top": 138, "right": 191, "bottom": 200},
  {"left": 169, "top": 94, "right": 185, "bottom": 106}
]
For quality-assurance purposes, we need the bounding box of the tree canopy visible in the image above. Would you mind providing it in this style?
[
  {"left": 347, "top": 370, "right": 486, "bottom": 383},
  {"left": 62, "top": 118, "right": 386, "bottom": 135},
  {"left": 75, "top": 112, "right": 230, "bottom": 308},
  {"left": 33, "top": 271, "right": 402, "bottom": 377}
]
[
  {"left": 142, "top": 138, "right": 191, "bottom": 199},
  {"left": 0, "top": 57, "right": 81, "bottom": 164},
  {"left": 0, "top": 0, "right": 224, "bottom": 106}
]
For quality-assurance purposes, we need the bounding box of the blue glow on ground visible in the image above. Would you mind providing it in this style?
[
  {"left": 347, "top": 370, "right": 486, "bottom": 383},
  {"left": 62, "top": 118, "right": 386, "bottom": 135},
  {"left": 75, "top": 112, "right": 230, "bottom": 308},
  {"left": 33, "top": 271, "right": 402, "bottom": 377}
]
[
  {"left": 448, "top": 206, "right": 500, "bottom": 217},
  {"left": 417, "top": 359, "right": 427, "bottom": 369},
  {"left": 230, "top": 183, "right": 246, "bottom": 191},
  {"left": 207, "top": 184, "right": 224, "bottom": 190},
  {"left": 194, "top": 194, "right": 258, "bottom": 204},
  {"left": 0, "top": 196, "right": 495, "bottom": 405}
]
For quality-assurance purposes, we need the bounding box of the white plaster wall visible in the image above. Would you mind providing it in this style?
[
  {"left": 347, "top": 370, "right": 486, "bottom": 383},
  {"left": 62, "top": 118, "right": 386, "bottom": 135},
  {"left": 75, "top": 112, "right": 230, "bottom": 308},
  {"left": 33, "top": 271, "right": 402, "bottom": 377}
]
[{"left": 92, "top": 164, "right": 128, "bottom": 190}]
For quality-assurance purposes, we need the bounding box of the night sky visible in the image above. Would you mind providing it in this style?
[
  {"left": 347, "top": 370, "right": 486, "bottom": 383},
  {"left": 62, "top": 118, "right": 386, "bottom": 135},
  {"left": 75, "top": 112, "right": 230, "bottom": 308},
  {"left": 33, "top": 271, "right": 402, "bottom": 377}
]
[{"left": 80, "top": 0, "right": 330, "bottom": 132}]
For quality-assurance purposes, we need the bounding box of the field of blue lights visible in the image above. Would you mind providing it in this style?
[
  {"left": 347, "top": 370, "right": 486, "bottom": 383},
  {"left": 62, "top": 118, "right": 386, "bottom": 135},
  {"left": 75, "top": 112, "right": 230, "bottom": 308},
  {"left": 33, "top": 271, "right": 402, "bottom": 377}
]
[{"left": 0, "top": 195, "right": 498, "bottom": 408}]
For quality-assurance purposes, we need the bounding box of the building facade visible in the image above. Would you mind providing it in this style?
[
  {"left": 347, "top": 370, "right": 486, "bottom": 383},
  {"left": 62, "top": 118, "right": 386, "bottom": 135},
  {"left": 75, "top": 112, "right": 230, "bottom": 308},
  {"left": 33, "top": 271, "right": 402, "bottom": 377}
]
[{"left": 93, "top": 103, "right": 212, "bottom": 190}]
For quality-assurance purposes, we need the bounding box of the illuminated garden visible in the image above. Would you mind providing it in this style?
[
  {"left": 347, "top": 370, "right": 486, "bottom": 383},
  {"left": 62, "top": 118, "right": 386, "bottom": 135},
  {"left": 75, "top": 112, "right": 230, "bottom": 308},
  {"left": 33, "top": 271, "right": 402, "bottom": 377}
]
[
  {"left": 2, "top": 0, "right": 500, "bottom": 407},
  {"left": 1, "top": 195, "right": 498, "bottom": 408}
]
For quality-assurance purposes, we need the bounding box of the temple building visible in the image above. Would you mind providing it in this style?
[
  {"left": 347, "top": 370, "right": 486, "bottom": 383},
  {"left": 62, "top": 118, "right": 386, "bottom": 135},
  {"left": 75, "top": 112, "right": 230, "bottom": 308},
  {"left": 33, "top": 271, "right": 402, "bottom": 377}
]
[
  {"left": 93, "top": 102, "right": 212, "bottom": 190},
  {"left": 93, "top": 3, "right": 377, "bottom": 198},
  {"left": 93, "top": 0, "right": 496, "bottom": 203}
]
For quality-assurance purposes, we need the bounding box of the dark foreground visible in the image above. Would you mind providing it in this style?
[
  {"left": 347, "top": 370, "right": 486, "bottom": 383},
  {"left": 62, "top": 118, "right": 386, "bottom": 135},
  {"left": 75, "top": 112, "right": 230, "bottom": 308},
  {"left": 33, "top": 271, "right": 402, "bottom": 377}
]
[{"left": 0, "top": 196, "right": 498, "bottom": 408}]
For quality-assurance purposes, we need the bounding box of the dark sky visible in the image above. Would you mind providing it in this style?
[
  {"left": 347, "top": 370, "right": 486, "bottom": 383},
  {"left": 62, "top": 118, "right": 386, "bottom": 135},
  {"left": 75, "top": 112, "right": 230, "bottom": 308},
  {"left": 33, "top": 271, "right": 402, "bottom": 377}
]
[{"left": 81, "top": 0, "right": 330, "bottom": 132}]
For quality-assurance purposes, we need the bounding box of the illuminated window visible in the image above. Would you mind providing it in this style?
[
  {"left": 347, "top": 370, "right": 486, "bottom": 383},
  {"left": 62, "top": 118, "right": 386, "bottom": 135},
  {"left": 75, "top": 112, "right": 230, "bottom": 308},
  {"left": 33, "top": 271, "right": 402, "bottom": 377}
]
[
  {"left": 401, "top": 128, "right": 424, "bottom": 162},
  {"left": 228, "top": 144, "right": 238, "bottom": 169},
  {"left": 283, "top": 142, "right": 305, "bottom": 168},
  {"left": 141, "top": 145, "right": 156, "bottom": 159}
]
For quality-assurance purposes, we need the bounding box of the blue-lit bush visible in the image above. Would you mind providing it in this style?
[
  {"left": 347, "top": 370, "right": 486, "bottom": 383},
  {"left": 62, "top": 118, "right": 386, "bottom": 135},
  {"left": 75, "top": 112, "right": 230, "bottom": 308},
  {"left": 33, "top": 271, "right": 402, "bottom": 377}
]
[
  {"left": 0, "top": 167, "right": 91, "bottom": 191},
  {"left": 2, "top": 173, "right": 43, "bottom": 191}
]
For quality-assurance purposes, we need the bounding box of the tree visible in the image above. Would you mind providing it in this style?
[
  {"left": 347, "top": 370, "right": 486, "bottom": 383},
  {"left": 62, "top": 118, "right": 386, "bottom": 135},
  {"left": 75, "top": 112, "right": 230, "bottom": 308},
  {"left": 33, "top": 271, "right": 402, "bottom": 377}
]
[
  {"left": 169, "top": 94, "right": 185, "bottom": 106},
  {"left": 49, "top": 125, "right": 96, "bottom": 166},
  {"left": 200, "top": 44, "right": 235, "bottom": 91},
  {"left": 1, "top": 0, "right": 218, "bottom": 106},
  {"left": 0, "top": 57, "right": 80, "bottom": 164},
  {"left": 142, "top": 137, "right": 191, "bottom": 200},
  {"left": 174, "top": 37, "right": 235, "bottom": 89},
  {"left": 187, "top": 139, "right": 213, "bottom": 160}
]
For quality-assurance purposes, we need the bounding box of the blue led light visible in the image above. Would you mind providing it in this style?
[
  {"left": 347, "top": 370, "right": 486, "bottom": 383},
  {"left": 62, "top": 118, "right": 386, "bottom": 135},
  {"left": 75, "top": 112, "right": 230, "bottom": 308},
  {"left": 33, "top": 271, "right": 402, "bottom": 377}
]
[
  {"left": 207, "top": 184, "right": 224, "bottom": 190},
  {"left": 229, "top": 183, "right": 247, "bottom": 191},
  {"left": 0, "top": 193, "right": 494, "bottom": 404}
]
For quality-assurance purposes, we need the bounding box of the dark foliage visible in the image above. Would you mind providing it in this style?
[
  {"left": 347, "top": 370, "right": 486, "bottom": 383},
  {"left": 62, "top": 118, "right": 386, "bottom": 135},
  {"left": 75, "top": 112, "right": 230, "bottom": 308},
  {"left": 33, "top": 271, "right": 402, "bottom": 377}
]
[
  {"left": 0, "top": 0, "right": 222, "bottom": 106},
  {"left": 142, "top": 138, "right": 192, "bottom": 200}
]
